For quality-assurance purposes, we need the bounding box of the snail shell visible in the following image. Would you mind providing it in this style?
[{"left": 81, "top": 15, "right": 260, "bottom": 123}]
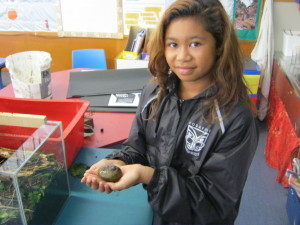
[{"left": 98, "top": 165, "right": 122, "bottom": 182}]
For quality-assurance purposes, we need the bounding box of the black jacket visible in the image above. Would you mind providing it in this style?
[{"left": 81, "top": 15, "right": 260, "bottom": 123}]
[{"left": 106, "top": 78, "right": 259, "bottom": 225}]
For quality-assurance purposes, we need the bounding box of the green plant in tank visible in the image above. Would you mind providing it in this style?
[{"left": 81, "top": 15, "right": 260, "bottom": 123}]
[
  {"left": 0, "top": 210, "right": 19, "bottom": 224},
  {"left": 0, "top": 181, "right": 5, "bottom": 190},
  {"left": 28, "top": 185, "right": 46, "bottom": 208}
]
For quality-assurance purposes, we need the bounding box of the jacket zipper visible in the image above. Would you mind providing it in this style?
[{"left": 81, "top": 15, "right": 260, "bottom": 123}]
[{"left": 166, "top": 100, "right": 196, "bottom": 166}]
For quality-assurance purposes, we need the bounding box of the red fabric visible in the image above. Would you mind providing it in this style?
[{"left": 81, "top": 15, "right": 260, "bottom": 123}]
[{"left": 265, "top": 81, "right": 300, "bottom": 187}]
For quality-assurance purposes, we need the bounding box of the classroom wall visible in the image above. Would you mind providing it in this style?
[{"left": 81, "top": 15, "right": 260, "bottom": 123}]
[
  {"left": 273, "top": 1, "right": 300, "bottom": 52},
  {"left": 0, "top": 32, "right": 255, "bottom": 72},
  {"left": 0, "top": 32, "right": 128, "bottom": 72}
]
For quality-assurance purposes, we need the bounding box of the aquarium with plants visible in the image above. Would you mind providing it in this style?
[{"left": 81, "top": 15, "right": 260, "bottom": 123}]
[{"left": 0, "top": 121, "right": 69, "bottom": 225}]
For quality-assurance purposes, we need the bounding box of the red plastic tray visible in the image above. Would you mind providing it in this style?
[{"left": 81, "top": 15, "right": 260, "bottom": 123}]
[{"left": 0, "top": 97, "right": 89, "bottom": 167}]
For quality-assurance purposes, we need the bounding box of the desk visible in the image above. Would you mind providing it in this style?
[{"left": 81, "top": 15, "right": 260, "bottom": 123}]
[
  {"left": 55, "top": 147, "right": 153, "bottom": 225},
  {"left": 0, "top": 69, "right": 135, "bottom": 148}
]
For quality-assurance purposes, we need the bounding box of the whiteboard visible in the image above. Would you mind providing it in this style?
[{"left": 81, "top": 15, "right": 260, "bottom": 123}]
[{"left": 58, "top": 0, "right": 123, "bottom": 39}]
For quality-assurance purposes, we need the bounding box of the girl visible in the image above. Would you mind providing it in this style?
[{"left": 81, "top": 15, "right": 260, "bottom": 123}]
[{"left": 82, "top": 0, "right": 259, "bottom": 224}]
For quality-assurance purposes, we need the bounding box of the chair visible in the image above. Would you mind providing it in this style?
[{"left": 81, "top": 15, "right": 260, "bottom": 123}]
[
  {"left": 72, "top": 49, "right": 107, "bottom": 70},
  {"left": 0, "top": 58, "right": 6, "bottom": 89}
]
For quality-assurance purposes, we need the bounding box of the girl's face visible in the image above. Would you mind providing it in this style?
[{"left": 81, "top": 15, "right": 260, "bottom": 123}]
[{"left": 165, "top": 17, "right": 217, "bottom": 86}]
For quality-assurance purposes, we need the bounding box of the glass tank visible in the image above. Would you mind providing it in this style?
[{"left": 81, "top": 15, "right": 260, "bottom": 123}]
[
  {"left": 276, "top": 51, "right": 300, "bottom": 97},
  {"left": 0, "top": 121, "right": 69, "bottom": 225}
]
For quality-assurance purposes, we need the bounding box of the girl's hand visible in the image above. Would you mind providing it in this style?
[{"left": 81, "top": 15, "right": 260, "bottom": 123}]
[
  {"left": 81, "top": 159, "right": 125, "bottom": 193},
  {"left": 107, "top": 164, "right": 154, "bottom": 191}
]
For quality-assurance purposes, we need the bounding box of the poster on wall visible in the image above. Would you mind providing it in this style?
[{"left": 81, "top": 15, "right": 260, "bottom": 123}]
[
  {"left": 122, "top": 0, "right": 175, "bottom": 35},
  {"left": 0, "top": 0, "right": 123, "bottom": 39},
  {"left": 122, "top": 0, "right": 245, "bottom": 36},
  {"left": 0, "top": 0, "right": 57, "bottom": 32},
  {"left": 233, "top": 0, "right": 262, "bottom": 40}
]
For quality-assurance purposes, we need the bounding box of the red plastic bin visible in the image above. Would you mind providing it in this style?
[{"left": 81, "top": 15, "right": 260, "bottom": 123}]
[{"left": 0, "top": 96, "right": 89, "bottom": 167}]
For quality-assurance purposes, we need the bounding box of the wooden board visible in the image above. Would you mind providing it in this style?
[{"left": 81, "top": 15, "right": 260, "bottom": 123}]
[{"left": 0, "top": 112, "right": 47, "bottom": 128}]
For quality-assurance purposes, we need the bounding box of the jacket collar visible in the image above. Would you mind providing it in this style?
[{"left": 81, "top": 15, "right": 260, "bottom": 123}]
[{"left": 167, "top": 75, "right": 218, "bottom": 100}]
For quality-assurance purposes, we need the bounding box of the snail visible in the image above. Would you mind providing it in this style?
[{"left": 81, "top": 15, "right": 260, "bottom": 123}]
[{"left": 98, "top": 165, "right": 122, "bottom": 182}]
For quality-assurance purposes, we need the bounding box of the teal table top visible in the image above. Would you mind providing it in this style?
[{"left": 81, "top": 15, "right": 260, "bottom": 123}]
[{"left": 54, "top": 148, "right": 153, "bottom": 225}]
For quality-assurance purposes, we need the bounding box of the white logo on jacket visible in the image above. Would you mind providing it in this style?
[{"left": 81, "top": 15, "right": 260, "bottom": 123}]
[{"left": 185, "top": 124, "right": 209, "bottom": 156}]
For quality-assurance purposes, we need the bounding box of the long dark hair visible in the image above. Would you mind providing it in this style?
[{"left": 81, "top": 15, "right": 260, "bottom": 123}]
[{"left": 148, "top": 0, "right": 255, "bottom": 122}]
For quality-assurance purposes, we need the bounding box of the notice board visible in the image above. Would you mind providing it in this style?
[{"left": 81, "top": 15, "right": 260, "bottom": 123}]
[{"left": 0, "top": 0, "right": 259, "bottom": 40}]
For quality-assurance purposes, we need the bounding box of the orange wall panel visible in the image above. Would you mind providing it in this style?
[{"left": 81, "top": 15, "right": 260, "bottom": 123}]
[
  {"left": 0, "top": 32, "right": 128, "bottom": 72},
  {"left": 0, "top": 32, "right": 254, "bottom": 72}
]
